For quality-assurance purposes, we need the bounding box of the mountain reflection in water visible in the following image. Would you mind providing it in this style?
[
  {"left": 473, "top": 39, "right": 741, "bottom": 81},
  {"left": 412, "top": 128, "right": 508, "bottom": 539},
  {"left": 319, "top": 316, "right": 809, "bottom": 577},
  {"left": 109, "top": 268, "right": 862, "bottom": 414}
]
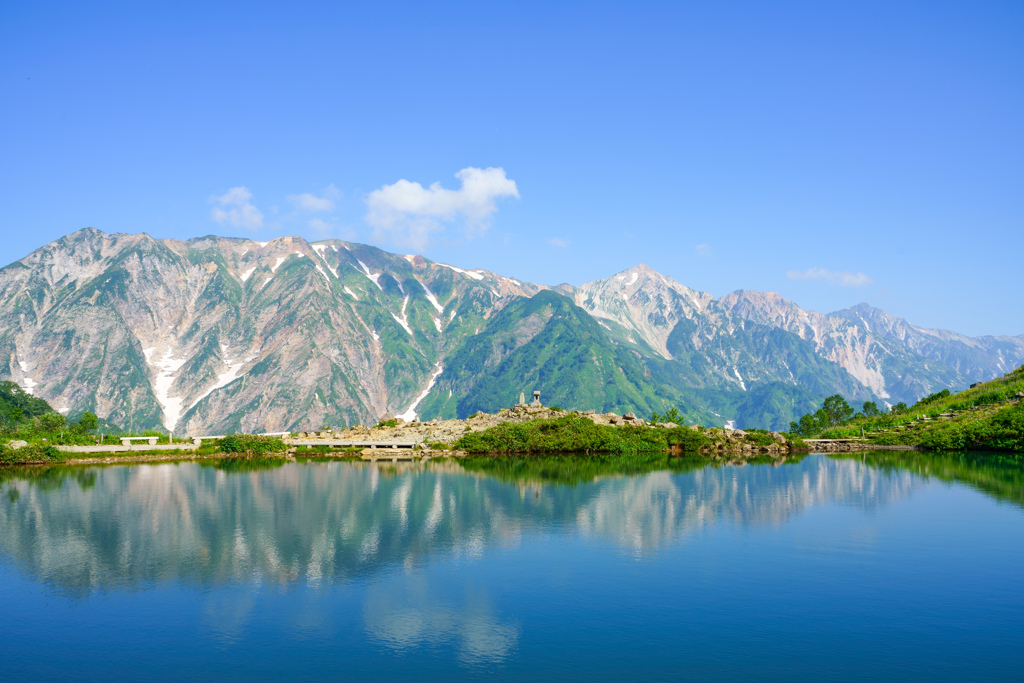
[
  {"left": 2, "top": 452, "right": 1024, "bottom": 679},
  {"left": 0, "top": 455, "right": 923, "bottom": 592}
]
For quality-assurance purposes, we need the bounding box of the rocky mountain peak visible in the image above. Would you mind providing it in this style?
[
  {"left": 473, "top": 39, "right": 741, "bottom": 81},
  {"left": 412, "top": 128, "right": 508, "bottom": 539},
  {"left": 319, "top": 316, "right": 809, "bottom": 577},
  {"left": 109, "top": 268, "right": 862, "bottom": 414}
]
[
  {"left": 573, "top": 264, "right": 712, "bottom": 359},
  {"left": 2, "top": 229, "right": 1021, "bottom": 433}
]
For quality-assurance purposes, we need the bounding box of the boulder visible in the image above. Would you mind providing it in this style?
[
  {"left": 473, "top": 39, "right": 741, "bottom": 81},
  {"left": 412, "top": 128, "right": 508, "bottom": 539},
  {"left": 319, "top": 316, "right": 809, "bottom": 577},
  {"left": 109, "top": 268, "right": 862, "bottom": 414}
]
[
  {"left": 6, "top": 440, "right": 27, "bottom": 450},
  {"left": 770, "top": 432, "right": 786, "bottom": 444},
  {"left": 378, "top": 413, "right": 396, "bottom": 423},
  {"left": 623, "top": 412, "right": 636, "bottom": 420}
]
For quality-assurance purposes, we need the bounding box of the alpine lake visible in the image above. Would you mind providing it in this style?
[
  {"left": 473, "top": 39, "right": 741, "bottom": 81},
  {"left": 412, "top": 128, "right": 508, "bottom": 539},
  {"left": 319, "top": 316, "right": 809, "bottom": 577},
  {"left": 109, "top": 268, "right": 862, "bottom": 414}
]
[{"left": 1, "top": 450, "right": 1022, "bottom": 681}]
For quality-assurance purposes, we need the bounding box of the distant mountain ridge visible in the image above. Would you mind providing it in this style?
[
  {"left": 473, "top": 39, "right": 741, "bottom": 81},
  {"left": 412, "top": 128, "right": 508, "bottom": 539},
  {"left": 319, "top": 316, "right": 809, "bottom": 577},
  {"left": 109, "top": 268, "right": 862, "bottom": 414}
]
[{"left": 1, "top": 228, "right": 1020, "bottom": 433}]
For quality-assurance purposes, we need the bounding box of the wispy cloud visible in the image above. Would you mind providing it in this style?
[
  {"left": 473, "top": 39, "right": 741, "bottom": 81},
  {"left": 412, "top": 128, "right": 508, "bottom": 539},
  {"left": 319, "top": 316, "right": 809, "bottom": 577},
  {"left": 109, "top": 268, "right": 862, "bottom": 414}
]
[
  {"left": 308, "top": 217, "right": 356, "bottom": 240},
  {"left": 210, "top": 187, "right": 263, "bottom": 229},
  {"left": 308, "top": 217, "right": 332, "bottom": 234},
  {"left": 365, "top": 167, "right": 520, "bottom": 249},
  {"left": 695, "top": 243, "right": 712, "bottom": 257},
  {"left": 288, "top": 184, "right": 339, "bottom": 212},
  {"left": 548, "top": 237, "right": 570, "bottom": 248},
  {"left": 787, "top": 267, "right": 873, "bottom": 287}
]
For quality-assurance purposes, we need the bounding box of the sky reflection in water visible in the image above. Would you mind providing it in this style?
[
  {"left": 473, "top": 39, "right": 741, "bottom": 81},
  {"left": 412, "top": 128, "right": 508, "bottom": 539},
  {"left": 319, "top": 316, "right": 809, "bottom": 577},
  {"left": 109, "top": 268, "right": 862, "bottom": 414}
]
[{"left": 0, "top": 453, "right": 1022, "bottom": 681}]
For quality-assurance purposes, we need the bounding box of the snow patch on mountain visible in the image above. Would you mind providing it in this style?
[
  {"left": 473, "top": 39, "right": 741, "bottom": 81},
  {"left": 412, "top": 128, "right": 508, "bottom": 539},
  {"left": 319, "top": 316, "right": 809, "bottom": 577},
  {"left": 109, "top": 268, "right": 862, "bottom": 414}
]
[
  {"left": 17, "top": 360, "right": 37, "bottom": 395},
  {"left": 439, "top": 263, "right": 484, "bottom": 280},
  {"left": 187, "top": 345, "right": 256, "bottom": 414},
  {"left": 143, "top": 347, "right": 187, "bottom": 430},
  {"left": 357, "top": 259, "right": 383, "bottom": 290},
  {"left": 397, "top": 364, "right": 444, "bottom": 422},
  {"left": 391, "top": 296, "right": 412, "bottom": 336},
  {"left": 419, "top": 280, "right": 444, "bottom": 313}
]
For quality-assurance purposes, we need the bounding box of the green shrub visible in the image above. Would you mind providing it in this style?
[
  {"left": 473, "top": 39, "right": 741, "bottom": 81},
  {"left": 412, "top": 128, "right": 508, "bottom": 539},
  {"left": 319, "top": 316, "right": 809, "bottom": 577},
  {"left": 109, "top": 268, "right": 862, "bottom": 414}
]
[
  {"left": 651, "top": 407, "right": 684, "bottom": 424},
  {"left": 454, "top": 414, "right": 709, "bottom": 454},
  {"left": 376, "top": 419, "right": 398, "bottom": 428},
  {"left": 783, "top": 433, "right": 808, "bottom": 449},
  {"left": 218, "top": 434, "right": 287, "bottom": 455},
  {"left": 0, "top": 443, "right": 62, "bottom": 464},
  {"left": 915, "top": 389, "right": 951, "bottom": 407},
  {"left": 743, "top": 429, "right": 778, "bottom": 447}
]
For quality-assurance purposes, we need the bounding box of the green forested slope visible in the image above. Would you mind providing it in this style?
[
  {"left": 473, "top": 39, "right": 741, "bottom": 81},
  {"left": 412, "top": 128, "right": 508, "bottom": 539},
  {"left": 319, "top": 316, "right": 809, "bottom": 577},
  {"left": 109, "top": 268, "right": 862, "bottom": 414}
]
[
  {"left": 0, "top": 381, "right": 56, "bottom": 428},
  {"left": 417, "top": 291, "right": 838, "bottom": 429}
]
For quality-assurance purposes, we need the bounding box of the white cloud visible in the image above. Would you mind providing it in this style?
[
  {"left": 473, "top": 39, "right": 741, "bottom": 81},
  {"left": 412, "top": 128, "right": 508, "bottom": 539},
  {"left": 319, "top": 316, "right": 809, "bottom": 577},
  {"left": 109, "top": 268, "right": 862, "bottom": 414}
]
[
  {"left": 787, "top": 267, "right": 873, "bottom": 287},
  {"left": 210, "top": 186, "right": 263, "bottom": 229},
  {"left": 548, "top": 237, "right": 570, "bottom": 248},
  {"left": 695, "top": 243, "right": 712, "bottom": 257},
  {"left": 288, "top": 184, "right": 339, "bottom": 212},
  {"left": 365, "top": 167, "right": 520, "bottom": 249}
]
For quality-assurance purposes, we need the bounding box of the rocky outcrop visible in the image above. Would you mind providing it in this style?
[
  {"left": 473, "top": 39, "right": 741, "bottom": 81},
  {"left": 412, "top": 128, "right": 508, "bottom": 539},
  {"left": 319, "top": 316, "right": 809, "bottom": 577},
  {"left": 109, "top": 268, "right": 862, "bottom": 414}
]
[{"left": 295, "top": 405, "right": 800, "bottom": 459}]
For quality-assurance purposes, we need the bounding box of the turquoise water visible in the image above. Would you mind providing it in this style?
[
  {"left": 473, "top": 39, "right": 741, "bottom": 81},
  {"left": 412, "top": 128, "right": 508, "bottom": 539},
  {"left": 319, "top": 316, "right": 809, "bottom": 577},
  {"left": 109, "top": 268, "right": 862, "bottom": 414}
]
[{"left": 1, "top": 453, "right": 1023, "bottom": 681}]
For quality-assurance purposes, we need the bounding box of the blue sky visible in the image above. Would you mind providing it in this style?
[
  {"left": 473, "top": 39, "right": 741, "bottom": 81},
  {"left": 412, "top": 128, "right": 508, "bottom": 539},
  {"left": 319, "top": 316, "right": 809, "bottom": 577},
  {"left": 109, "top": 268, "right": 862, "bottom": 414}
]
[{"left": 2, "top": 1, "right": 1021, "bottom": 335}]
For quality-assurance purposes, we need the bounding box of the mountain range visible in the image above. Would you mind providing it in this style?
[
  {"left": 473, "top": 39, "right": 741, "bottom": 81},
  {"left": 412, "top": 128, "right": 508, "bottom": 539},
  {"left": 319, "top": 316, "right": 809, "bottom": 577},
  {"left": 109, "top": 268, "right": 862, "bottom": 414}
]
[{"left": 2, "top": 228, "right": 1021, "bottom": 433}]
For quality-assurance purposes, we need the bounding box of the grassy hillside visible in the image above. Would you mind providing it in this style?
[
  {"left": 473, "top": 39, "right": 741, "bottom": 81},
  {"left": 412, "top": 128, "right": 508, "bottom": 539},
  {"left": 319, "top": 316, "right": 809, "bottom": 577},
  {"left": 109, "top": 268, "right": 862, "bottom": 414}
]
[{"left": 792, "top": 365, "right": 1024, "bottom": 452}]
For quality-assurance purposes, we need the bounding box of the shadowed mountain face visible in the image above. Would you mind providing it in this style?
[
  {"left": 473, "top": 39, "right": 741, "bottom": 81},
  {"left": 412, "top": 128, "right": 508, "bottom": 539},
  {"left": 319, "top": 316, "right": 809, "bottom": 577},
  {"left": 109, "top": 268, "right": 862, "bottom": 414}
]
[
  {"left": 1, "top": 229, "right": 1020, "bottom": 431},
  {"left": 0, "top": 457, "right": 921, "bottom": 595}
]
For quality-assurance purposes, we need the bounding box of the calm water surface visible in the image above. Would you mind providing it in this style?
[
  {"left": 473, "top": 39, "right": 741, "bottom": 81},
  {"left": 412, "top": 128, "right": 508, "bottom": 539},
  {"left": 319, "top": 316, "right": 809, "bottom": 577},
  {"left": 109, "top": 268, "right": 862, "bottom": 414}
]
[{"left": 1, "top": 452, "right": 1023, "bottom": 681}]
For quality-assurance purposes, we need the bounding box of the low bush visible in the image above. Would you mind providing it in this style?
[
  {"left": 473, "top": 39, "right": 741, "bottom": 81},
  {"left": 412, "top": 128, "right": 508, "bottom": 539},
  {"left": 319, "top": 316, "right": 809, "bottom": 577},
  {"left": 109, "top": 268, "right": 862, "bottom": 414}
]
[
  {"left": 218, "top": 434, "right": 287, "bottom": 455},
  {"left": 743, "top": 429, "right": 779, "bottom": 447},
  {"left": 454, "top": 414, "right": 709, "bottom": 454},
  {"left": 783, "top": 433, "right": 808, "bottom": 449},
  {"left": 0, "top": 443, "right": 63, "bottom": 465}
]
